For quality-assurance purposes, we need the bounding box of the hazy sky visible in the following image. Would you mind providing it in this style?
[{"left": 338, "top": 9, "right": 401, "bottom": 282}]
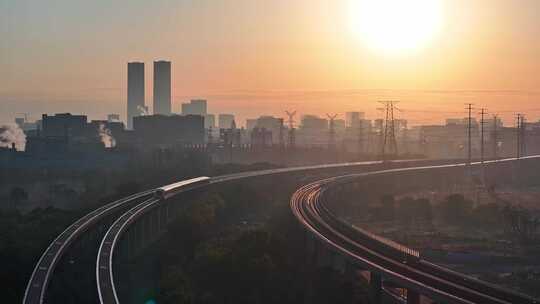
[{"left": 1, "top": 0, "right": 540, "bottom": 126}]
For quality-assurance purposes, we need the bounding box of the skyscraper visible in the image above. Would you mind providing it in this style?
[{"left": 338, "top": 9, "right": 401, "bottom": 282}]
[
  {"left": 127, "top": 62, "right": 145, "bottom": 129},
  {"left": 153, "top": 60, "right": 171, "bottom": 115}
]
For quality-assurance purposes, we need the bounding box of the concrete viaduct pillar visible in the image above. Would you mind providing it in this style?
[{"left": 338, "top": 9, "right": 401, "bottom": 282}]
[
  {"left": 406, "top": 289, "right": 420, "bottom": 304},
  {"left": 369, "top": 272, "right": 382, "bottom": 304}
]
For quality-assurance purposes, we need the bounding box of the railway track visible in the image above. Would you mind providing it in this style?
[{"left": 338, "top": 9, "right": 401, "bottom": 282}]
[{"left": 290, "top": 158, "right": 539, "bottom": 304}]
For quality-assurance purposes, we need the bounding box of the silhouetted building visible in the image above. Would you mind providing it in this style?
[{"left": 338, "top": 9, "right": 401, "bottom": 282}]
[
  {"left": 416, "top": 118, "right": 480, "bottom": 158},
  {"left": 41, "top": 113, "right": 88, "bottom": 138},
  {"left": 250, "top": 127, "right": 273, "bottom": 148},
  {"left": 133, "top": 114, "right": 204, "bottom": 146},
  {"left": 107, "top": 114, "right": 120, "bottom": 122},
  {"left": 181, "top": 99, "right": 207, "bottom": 115},
  {"left": 15, "top": 117, "right": 38, "bottom": 132},
  {"left": 205, "top": 114, "right": 216, "bottom": 129},
  {"left": 334, "top": 119, "right": 346, "bottom": 133},
  {"left": 246, "top": 116, "right": 284, "bottom": 145},
  {"left": 218, "top": 114, "right": 235, "bottom": 129},
  {"left": 153, "top": 61, "right": 171, "bottom": 115},
  {"left": 246, "top": 119, "right": 257, "bottom": 131},
  {"left": 127, "top": 62, "right": 145, "bottom": 129},
  {"left": 345, "top": 112, "right": 365, "bottom": 128},
  {"left": 26, "top": 113, "right": 107, "bottom": 155},
  {"left": 297, "top": 115, "right": 328, "bottom": 147}
]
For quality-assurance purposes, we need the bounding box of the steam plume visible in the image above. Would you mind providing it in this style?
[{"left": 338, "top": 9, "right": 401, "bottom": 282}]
[
  {"left": 0, "top": 124, "right": 26, "bottom": 151},
  {"left": 98, "top": 124, "right": 116, "bottom": 148},
  {"left": 137, "top": 105, "right": 149, "bottom": 116}
]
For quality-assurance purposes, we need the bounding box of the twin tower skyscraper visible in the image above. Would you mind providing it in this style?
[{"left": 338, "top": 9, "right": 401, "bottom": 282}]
[{"left": 127, "top": 61, "right": 171, "bottom": 129}]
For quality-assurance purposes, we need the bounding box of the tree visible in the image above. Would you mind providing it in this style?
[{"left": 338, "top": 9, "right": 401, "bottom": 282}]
[
  {"left": 471, "top": 203, "right": 500, "bottom": 228},
  {"left": 9, "top": 187, "right": 28, "bottom": 210},
  {"left": 397, "top": 197, "right": 432, "bottom": 227},
  {"left": 114, "top": 181, "right": 141, "bottom": 197},
  {"left": 397, "top": 197, "right": 415, "bottom": 226},
  {"left": 502, "top": 205, "right": 539, "bottom": 244},
  {"left": 380, "top": 195, "right": 395, "bottom": 221},
  {"left": 415, "top": 198, "right": 433, "bottom": 225},
  {"left": 440, "top": 194, "right": 473, "bottom": 225}
]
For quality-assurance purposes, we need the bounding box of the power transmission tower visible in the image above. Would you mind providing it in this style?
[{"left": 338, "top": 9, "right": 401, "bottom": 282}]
[
  {"left": 479, "top": 108, "right": 487, "bottom": 163},
  {"left": 327, "top": 114, "right": 338, "bottom": 150},
  {"left": 465, "top": 103, "right": 474, "bottom": 165},
  {"left": 285, "top": 110, "right": 296, "bottom": 149},
  {"left": 378, "top": 101, "right": 399, "bottom": 159}
]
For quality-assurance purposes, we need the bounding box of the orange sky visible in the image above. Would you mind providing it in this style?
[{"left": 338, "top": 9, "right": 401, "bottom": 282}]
[{"left": 1, "top": 0, "right": 539, "bottom": 126}]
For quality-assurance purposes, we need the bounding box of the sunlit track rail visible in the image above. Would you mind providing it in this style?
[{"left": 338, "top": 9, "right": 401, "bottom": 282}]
[
  {"left": 23, "top": 190, "right": 155, "bottom": 304},
  {"left": 97, "top": 177, "right": 210, "bottom": 304},
  {"left": 290, "top": 156, "right": 540, "bottom": 304},
  {"left": 96, "top": 197, "right": 160, "bottom": 304}
]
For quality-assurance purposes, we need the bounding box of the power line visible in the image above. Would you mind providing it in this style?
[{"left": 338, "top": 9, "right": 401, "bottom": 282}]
[
  {"left": 479, "top": 108, "right": 487, "bottom": 163},
  {"left": 492, "top": 114, "right": 499, "bottom": 159},
  {"left": 285, "top": 110, "right": 296, "bottom": 149},
  {"left": 465, "top": 103, "right": 474, "bottom": 165}
]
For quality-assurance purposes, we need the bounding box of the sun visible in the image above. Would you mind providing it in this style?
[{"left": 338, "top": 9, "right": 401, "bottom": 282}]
[{"left": 349, "top": 0, "right": 443, "bottom": 54}]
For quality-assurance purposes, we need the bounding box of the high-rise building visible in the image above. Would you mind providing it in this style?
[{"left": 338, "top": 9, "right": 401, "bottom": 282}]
[
  {"left": 204, "top": 114, "right": 216, "bottom": 129},
  {"left": 153, "top": 60, "right": 171, "bottom": 115},
  {"left": 127, "top": 62, "right": 145, "bottom": 129},
  {"left": 345, "top": 112, "right": 365, "bottom": 128},
  {"left": 218, "top": 114, "right": 235, "bottom": 129},
  {"left": 246, "top": 116, "right": 284, "bottom": 145},
  {"left": 297, "top": 115, "right": 328, "bottom": 147}
]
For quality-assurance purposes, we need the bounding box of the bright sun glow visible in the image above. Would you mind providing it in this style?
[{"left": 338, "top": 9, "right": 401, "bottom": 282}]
[{"left": 349, "top": 0, "right": 443, "bottom": 54}]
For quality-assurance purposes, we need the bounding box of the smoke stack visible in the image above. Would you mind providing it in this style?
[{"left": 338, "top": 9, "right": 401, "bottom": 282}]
[{"left": 11, "top": 142, "right": 16, "bottom": 151}]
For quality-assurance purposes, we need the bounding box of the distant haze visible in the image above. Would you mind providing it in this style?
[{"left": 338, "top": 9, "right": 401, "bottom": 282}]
[{"left": 1, "top": 0, "right": 540, "bottom": 126}]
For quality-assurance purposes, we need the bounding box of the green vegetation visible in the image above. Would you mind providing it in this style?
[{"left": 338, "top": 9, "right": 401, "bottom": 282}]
[
  {"left": 0, "top": 160, "right": 284, "bottom": 303},
  {"left": 153, "top": 185, "right": 361, "bottom": 304},
  {"left": 0, "top": 207, "right": 77, "bottom": 301},
  {"left": 396, "top": 197, "right": 432, "bottom": 226}
]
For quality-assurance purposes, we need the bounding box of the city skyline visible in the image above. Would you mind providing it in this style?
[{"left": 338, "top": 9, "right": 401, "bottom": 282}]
[
  {"left": 2, "top": 0, "right": 540, "bottom": 126},
  {"left": 3, "top": 2, "right": 540, "bottom": 303}
]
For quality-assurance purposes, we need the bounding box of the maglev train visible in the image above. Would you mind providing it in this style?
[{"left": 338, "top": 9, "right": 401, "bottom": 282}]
[{"left": 154, "top": 176, "right": 210, "bottom": 200}]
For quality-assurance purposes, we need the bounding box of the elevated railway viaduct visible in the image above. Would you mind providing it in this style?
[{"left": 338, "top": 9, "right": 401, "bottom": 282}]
[{"left": 23, "top": 157, "right": 540, "bottom": 304}]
